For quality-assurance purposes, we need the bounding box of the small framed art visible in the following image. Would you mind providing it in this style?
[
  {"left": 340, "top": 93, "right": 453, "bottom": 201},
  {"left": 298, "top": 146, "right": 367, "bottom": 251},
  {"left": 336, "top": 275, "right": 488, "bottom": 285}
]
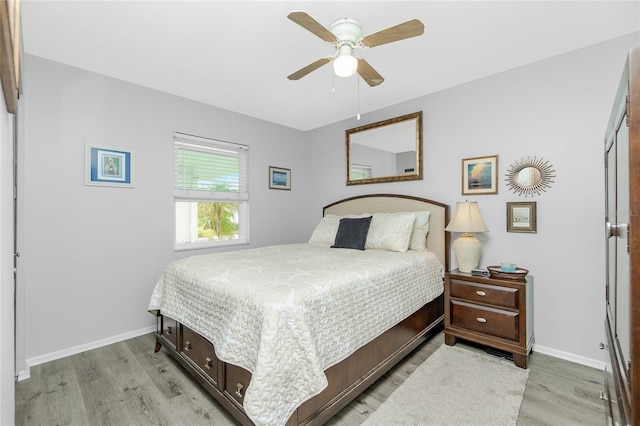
[
  {"left": 507, "top": 201, "right": 537, "bottom": 233},
  {"left": 269, "top": 166, "right": 291, "bottom": 190},
  {"left": 85, "top": 144, "right": 133, "bottom": 187},
  {"left": 462, "top": 155, "right": 498, "bottom": 195}
]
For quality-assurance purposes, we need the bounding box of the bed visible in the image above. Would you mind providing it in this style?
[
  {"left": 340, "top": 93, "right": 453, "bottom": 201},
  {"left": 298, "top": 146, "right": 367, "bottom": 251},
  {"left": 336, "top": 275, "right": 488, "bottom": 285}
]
[{"left": 149, "top": 194, "right": 450, "bottom": 426}]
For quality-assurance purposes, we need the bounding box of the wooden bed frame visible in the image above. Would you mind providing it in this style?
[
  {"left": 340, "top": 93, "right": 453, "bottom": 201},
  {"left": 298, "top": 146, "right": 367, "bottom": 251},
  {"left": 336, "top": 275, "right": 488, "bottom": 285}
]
[{"left": 154, "top": 194, "right": 450, "bottom": 425}]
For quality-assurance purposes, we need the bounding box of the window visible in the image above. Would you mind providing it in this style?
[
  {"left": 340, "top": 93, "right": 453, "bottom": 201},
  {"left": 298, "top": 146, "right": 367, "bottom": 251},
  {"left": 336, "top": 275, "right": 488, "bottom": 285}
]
[{"left": 174, "top": 132, "right": 249, "bottom": 250}]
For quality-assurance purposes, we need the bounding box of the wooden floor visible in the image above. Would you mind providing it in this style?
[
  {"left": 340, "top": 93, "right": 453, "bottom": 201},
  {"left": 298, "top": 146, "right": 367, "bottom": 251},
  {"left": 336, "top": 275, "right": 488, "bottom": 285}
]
[{"left": 15, "top": 331, "right": 605, "bottom": 426}]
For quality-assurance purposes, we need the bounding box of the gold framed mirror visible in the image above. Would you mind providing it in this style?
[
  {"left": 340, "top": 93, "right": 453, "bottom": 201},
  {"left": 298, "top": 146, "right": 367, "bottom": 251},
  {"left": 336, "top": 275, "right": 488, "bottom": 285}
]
[
  {"left": 505, "top": 156, "right": 556, "bottom": 197},
  {"left": 346, "top": 111, "right": 423, "bottom": 185}
]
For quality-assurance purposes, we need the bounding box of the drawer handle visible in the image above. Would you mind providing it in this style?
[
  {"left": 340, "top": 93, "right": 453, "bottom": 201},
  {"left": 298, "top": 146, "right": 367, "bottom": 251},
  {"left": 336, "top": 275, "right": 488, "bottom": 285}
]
[
  {"left": 204, "top": 357, "right": 213, "bottom": 370},
  {"left": 476, "top": 317, "right": 487, "bottom": 323},
  {"left": 166, "top": 326, "right": 172, "bottom": 335},
  {"left": 476, "top": 290, "right": 487, "bottom": 297},
  {"left": 235, "top": 383, "right": 244, "bottom": 399},
  {"left": 184, "top": 340, "right": 191, "bottom": 352}
]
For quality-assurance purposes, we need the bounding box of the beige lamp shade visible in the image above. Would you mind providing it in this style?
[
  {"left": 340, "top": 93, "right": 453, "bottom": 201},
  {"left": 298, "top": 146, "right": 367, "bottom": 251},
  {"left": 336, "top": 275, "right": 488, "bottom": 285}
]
[
  {"left": 445, "top": 202, "right": 489, "bottom": 273},
  {"left": 445, "top": 201, "right": 489, "bottom": 233}
]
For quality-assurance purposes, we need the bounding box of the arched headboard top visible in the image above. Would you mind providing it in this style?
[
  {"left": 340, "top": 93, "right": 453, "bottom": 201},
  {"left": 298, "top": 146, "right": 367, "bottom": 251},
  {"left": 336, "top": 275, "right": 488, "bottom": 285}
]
[{"left": 323, "top": 194, "right": 450, "bottom": 270}]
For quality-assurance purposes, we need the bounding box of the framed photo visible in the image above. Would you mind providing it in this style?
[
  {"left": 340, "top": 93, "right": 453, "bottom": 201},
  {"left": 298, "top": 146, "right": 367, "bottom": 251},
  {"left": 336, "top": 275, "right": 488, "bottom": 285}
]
[
  {"left": 269, "top": 166, "right": 291, "bottom": 190},
  {"left": 507, "top": 201, "right": 537, "bottom": 233},
  {"left": 85, "top": 144, "right": 134, "bottom": 187},
  {"left": 462, "top": 155, "right": 499, "bottom": 195}
]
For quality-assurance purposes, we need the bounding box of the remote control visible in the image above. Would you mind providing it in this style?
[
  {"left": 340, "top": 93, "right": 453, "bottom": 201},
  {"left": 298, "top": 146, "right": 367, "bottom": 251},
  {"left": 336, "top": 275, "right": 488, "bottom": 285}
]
[{"left": 470, "top": 268, "right": 489, "bottom": 277}]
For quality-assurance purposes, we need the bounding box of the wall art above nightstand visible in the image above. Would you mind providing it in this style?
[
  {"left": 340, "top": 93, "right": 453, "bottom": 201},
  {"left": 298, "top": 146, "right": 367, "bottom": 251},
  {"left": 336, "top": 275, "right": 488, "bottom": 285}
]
[
  {"left": 461, "top": 155, "right": 498, "bottom": 195},
  {"left": 507, "top": 201, "right": 537, "bottom": 233},
  {"left": 505, "top": 156, "right": 555, "bottom": 197}
]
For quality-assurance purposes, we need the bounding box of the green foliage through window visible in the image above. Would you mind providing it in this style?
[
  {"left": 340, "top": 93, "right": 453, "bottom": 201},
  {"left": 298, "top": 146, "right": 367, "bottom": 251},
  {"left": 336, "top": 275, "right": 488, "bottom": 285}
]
[{"left": 174, "top": 133, "right": 249, "bottom": 248}]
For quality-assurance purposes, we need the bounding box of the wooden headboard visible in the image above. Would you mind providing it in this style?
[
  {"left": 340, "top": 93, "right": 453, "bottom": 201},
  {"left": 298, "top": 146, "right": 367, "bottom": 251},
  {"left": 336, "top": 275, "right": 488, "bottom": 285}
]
[{"left": 323, "top": 194, "right": 450, "bottom": 270}]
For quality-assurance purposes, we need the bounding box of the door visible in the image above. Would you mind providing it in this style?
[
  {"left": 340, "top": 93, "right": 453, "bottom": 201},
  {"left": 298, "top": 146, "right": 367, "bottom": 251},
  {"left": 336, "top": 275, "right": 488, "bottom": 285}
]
[
  {"left": 604, "top": 82, "right": 632, "bottom": 424},
  {"left": 616, "top": 108, "right": 632, "bottom": 377}
]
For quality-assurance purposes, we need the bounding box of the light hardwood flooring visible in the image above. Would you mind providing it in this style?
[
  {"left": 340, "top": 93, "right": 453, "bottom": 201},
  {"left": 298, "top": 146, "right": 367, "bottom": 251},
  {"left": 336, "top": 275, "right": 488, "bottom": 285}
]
[{"left": 16, "top": 331, "right": 605, "bottom": 425}]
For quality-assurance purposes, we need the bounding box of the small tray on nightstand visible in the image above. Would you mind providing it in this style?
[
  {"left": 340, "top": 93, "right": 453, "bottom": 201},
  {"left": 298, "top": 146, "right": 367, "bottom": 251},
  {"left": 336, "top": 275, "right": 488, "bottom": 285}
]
[{"left": 486, "top": 266, "right": 529, "bottom": 281}]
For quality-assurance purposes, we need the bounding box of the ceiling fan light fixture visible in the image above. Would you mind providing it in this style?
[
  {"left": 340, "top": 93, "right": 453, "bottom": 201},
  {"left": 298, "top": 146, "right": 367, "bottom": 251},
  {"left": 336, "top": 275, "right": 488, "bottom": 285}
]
[
  {"left": 288, "top": 11, "right": 424, "bottom": 86},
  {"left": 333, "top": 45, "right": 358, "bottom": 77}
]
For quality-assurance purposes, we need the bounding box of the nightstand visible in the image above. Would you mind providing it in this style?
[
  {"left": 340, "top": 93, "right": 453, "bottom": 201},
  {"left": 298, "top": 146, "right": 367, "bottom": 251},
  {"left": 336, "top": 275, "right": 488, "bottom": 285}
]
[{"left": 444, "top": 269, "right": 534, "bottom": 368}]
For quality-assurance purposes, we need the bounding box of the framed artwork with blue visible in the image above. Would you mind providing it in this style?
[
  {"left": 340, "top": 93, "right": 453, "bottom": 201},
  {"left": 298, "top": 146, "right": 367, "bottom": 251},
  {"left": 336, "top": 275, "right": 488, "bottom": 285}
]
[
  {"left": 462, "top": 155, "right": 498, "bottom": 195},
  {"left": 86, "top": 144, "right": 134, "bottom": 187},
  {"left": 268, "top": 166, "right": 291, "bottom": 190}
]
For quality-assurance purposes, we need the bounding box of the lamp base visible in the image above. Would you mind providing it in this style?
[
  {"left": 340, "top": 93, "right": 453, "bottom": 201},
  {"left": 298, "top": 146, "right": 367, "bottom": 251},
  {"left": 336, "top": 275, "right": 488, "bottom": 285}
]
[{"left": 453, "top": 233, "right": 482, "bottom": 273}]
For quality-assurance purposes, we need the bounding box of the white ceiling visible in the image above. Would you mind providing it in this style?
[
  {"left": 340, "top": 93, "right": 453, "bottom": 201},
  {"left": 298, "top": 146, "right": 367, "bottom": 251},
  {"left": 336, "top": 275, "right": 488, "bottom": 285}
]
[{"left": 21, "top": 1, "right": 640, "bottom": 131}]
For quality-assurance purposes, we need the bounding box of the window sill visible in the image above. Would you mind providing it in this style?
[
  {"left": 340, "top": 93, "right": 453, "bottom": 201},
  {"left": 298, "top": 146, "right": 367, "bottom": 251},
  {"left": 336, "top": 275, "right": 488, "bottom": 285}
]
[{"left": 174, "top": 239, "right": 249, "bottom": 252}]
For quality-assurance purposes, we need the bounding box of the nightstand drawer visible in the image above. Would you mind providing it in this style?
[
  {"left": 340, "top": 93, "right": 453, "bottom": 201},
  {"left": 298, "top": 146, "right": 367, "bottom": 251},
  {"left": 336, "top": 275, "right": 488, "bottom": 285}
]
[
  {"left": 450, "top": 299, "right": 519, "bottom": 341},
  {"left": 449, "top": 279, "right": 518, "bottom": 309}
]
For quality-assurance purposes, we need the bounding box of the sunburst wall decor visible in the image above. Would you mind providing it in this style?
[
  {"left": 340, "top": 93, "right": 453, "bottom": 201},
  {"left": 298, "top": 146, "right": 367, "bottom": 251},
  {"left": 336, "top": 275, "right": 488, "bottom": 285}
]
[{"left": 505, "top": 156, "right": 556, "bottom": 197}]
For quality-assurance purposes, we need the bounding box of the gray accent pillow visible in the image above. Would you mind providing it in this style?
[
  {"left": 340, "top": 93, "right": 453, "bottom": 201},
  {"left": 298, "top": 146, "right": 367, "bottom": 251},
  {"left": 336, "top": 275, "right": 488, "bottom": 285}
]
[{"left": 331, "top": 216, "right": 373, "bottom": 250}]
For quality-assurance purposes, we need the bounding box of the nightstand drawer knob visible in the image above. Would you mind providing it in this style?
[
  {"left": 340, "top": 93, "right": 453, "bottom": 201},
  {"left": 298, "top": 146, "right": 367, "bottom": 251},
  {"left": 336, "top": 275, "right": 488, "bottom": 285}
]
[
  {"left": 476, "top": 317, "right": 487, "bottom": 323},
  {"left": 476, "top": 290, "right": 487, "bottom": 297}
]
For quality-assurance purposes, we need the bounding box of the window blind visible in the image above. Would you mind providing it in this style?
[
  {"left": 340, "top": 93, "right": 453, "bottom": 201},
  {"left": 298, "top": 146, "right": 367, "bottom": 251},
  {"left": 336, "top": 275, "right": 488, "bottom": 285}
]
[{"left": 173, "top": 132, "right": 249, "bottom": 201}]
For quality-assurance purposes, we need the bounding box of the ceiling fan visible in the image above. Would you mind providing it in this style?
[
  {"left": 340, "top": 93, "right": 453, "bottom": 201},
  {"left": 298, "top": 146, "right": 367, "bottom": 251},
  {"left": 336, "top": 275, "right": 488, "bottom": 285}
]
[{"left": 287, "top": 11, "right": 425, "bottom": 87}]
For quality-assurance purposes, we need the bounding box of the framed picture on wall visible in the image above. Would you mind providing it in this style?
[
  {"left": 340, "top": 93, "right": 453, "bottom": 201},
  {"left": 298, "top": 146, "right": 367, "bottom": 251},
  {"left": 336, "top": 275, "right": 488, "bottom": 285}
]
[
  {"left": 462, "top": 155, "right": 499, "bottom": 195},
  {"left": 85, "top": 144, "right": 134, "bottom": 187},
  {"left": 507, "top": 201, "right": 537, "bottom": 233},
  {"left": 269, "top": 166, "right": 291, "bottom": 190}
]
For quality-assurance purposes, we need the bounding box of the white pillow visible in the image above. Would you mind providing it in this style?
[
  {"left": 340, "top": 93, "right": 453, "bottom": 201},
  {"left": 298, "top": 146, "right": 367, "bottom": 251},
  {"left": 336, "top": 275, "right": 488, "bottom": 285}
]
[
  {"left": 408, "top": 210, "right": 431, "bottom": 251},
  {"left": 308, "top": 214, "right": 371, "bottom": 245},
  {"left": 365, "top": 212, "right": 416, "bottom": 252},
  {"left": 308, "top": 214, "right": 341, "bottom": 245}
]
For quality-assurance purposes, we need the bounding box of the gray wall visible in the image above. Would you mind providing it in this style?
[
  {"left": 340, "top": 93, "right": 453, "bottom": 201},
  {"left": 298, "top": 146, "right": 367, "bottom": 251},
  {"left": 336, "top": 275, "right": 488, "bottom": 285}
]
[
  {"left": 305, "top": 33, "right": 640, "bottom": 365},
  {"left": 18, "top": 32, "right": 640, "bottom": 373},
  {"left": 0, "top": 65, "right": 16, "bottom": 425},
  {"left": 19, "top": 55, "right": 310, "bottom": 370}
]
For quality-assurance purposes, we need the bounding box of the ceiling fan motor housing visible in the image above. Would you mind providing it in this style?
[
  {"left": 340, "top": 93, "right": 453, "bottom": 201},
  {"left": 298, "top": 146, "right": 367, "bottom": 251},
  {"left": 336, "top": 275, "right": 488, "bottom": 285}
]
[{"left": 329, "top": 18, "right": 362, "bottom": 46}]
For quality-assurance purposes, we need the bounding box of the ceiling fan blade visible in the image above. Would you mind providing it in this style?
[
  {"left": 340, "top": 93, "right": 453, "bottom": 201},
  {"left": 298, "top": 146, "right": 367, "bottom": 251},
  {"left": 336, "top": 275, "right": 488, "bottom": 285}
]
[
  {"left": 361, "top": 19, "right": 424, "bottom": 48},
  {"left": 357, "top": 58, "right": 384, "bottom": 87},
  {"left": 287, "top": 57, "right": 332, "bottom": 80},
  {"left": 288, "top": 11, "right": 338, "bottom": 43}
]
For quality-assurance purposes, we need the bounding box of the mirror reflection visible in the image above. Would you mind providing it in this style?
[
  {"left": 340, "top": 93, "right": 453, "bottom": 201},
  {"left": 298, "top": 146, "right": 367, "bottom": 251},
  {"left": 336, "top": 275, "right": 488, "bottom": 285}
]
[
  {"left": 517, "top": 167, "right": 542, "bottom": 186},
  {"left": 506, "top": 156, "right": 556, "bottom": 197},
  {"left": 346, "top": 111, "right": 423, "bottom": 185}
]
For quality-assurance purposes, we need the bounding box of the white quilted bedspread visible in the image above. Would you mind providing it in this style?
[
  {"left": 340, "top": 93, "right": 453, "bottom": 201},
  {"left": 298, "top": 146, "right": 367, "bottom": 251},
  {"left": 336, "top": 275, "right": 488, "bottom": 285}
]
[{"left": 148, "top": 243, "right": 443, "bottom": 426}]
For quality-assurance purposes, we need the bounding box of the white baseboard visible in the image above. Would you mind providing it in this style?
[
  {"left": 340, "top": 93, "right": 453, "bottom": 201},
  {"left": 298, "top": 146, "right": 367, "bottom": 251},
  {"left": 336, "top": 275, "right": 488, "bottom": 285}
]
[
  {"left": 17, "top": 325, "right": 156, "bottom": 381},
  {"left": 533, "top": 343, "right": 605, "bottom": 370},
  {"left": 16, "top": 326, "right": 606, "bottom": 381}
]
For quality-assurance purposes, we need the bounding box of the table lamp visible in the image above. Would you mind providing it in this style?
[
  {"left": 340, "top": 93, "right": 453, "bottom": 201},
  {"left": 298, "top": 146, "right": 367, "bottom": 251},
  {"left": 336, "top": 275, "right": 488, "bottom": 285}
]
[{"left": 445, "top": 201, "right": 489, "bottom": 273}]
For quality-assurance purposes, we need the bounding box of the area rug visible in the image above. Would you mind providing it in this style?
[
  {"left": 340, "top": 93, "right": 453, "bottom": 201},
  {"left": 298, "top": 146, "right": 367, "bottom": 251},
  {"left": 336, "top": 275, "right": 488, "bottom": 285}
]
[{"left": 362, "top": 344, "right": 530, "bottom": 426}]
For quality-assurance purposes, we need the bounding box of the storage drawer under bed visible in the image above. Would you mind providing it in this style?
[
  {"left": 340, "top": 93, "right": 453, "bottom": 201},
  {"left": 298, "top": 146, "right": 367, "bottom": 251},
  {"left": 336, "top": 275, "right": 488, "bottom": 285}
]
[
  {"left": 160, "top": 316, "right": 178, "bottom": 349},
  {"left": 181, "top": 326, "right": 220, "bottom": 384}
]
